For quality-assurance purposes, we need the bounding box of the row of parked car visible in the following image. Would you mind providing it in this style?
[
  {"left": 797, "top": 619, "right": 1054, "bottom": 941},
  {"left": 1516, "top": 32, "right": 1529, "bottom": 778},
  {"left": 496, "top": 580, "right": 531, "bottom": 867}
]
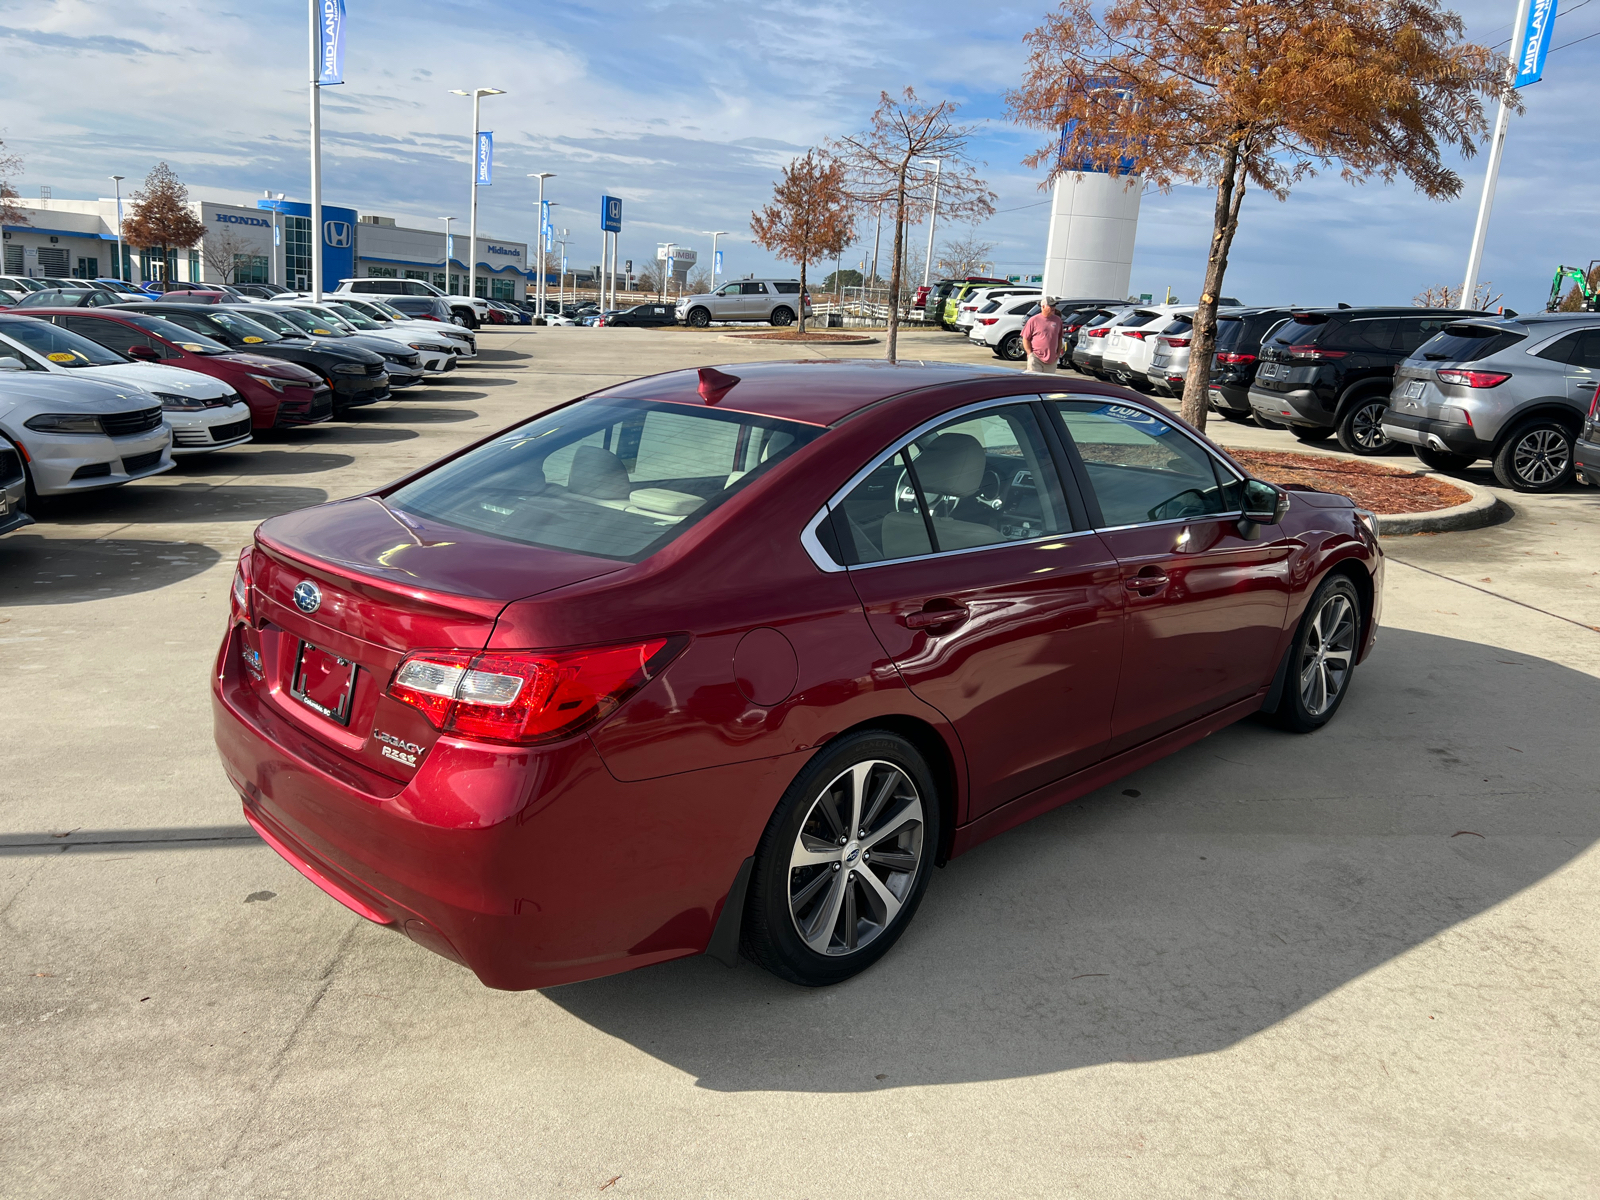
[
  {"left": 938, "top": 281, "right": 1600, "bottom": 494},
  {"left": 0, "top": 279, "right": 481, "bottom": 535}
]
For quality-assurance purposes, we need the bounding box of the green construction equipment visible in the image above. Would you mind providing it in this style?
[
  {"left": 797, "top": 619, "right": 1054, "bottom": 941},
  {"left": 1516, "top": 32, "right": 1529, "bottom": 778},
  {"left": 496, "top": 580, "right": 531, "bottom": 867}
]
[{"left": 1547, "top": 262, "right": 1600, "bottom": 312}]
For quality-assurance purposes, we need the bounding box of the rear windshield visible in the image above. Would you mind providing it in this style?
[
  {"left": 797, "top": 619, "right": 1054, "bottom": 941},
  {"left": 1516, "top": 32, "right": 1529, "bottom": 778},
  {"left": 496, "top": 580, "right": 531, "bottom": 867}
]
[
  {"left": 1267, "top": 315, "right": 1328, "bottom": 347},
  {"left": 1158, "top": 316, "right": 1192, "bottom": 335},
  {"left": 1120, "top": 310, "right": 1161, "bottom": 329},
  {"left": 389, "top": 398, "right": 821, "bottom": 561},
  {"left": 1214, "top": 317, "right": 1249, "bottom": 350},
  {"left": 1418, "top": 325, "right": 1527, "bottom": 362}
]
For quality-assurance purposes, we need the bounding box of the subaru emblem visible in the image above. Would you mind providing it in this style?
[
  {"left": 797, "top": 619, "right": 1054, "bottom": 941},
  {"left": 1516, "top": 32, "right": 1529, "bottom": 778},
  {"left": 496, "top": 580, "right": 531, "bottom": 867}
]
[{"left": 293, "top": 580, "right": 322, "bottom": 614}]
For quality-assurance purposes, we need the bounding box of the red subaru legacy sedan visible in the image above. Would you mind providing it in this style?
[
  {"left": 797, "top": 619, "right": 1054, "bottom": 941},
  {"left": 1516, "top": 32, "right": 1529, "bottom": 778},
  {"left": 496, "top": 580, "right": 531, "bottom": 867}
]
[{"left": 214, "top": 361, "right": 1383, "bottom": 989}]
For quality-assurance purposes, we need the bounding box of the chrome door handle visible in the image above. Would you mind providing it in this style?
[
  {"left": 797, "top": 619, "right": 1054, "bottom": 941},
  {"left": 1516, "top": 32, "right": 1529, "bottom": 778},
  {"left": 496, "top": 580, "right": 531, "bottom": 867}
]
[
  {"left": 902, "top": 604, "right": 969, "bottom": 629},
  {"left": 1124, "top": 572, "right": 1170, "bottom": 592}
]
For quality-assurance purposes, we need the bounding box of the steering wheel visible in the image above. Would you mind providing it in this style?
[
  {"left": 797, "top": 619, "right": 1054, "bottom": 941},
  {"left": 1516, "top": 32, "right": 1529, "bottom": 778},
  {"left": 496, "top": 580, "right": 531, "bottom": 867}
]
[{"left": 894, "top": 467, "right": 1005, "bottom": 518}]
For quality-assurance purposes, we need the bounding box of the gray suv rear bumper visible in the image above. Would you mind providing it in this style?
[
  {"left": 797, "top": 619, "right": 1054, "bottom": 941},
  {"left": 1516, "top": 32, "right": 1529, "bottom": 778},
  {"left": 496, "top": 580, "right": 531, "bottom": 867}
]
[{"left": 1379, "top": 410, "right": 1489, "bottom": 458}]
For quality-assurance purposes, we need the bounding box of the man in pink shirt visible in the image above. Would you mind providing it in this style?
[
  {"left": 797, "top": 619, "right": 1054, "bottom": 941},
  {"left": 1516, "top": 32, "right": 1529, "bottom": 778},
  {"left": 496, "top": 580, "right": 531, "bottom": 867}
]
[{"left": 1021, "top": 297, "right": 1063, "bottom": 374}]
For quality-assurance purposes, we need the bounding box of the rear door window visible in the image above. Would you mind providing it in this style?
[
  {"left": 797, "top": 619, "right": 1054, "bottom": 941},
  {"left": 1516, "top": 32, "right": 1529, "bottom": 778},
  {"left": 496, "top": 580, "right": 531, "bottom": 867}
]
[
  {"left": 741, "top": 282, "right": 769, "bottom": 296},
  {"left": 1535, "top": 332, "right": 1582, "bottom": 364},
  {"left": 1574, "top": 329, "right": 1600, "bottom": 369},
  {"left": 391, "top": 399, "right": 818, "bottom": 561}
]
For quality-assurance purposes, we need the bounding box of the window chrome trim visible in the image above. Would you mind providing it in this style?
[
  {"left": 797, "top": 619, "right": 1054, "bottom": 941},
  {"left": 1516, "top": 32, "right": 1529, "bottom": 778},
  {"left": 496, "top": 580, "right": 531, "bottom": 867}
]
[{"left": 798, "top": 390, "right": 1264, "bottom": 573}]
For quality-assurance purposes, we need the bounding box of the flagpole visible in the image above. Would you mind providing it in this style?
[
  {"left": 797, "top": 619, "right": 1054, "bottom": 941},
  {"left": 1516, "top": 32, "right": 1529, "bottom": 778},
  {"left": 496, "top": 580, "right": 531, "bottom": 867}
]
[
  {"left": 308, "top": 0, "right": 324, "bottom": 300},
  {"left": 1461, "top": 0, "right": 1532, "bottom": 308}
]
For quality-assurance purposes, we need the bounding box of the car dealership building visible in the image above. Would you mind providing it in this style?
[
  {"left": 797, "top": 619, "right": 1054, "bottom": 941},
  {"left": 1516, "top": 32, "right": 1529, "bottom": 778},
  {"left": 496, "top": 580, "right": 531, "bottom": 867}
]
[{"left": 4, "top": 196, "right": 530, "bottom": 299}]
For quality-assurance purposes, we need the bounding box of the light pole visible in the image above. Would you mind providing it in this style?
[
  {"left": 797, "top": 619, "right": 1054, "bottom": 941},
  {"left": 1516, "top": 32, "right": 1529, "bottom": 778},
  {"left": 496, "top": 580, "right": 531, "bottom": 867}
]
[
  {"left": 1462, "top": 0, "right": 1532, "bottom": 309},
  {"left": 109, "top": 176, "right": 125, "bottom": 281},
  {"left": 451, "top": 87, "right": 506, "bottom": 306},
  {"left": 920, "top": 157, "right": 942, "bottom": 293},
  {"left": 528, "top": 172, "right": 555, "bottom": 315},
  {"left": 308, "top": 0, "right": 324, "bottom": 299},
  {"left": 439, "top": 216, "right": 456, "bottom": 294},
  {"left": 706, "top": 231, "right": 728, "bottom": 293}
]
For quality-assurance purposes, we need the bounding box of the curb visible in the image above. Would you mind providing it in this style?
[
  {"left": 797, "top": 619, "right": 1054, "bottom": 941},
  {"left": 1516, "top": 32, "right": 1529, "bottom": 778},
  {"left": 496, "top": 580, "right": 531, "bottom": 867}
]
[
  {"left": 718, "top": 333, "right": 879, "bottom": 345},
  {"left": 1376, "top": 475, "right": 1509, "bottom": 535}
]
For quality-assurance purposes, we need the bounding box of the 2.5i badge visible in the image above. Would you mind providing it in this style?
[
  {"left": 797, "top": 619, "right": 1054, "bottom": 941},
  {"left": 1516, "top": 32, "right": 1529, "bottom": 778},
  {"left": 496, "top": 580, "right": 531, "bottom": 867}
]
[{"left": 374, "top": 729, "right": 425, "bottom": 767}]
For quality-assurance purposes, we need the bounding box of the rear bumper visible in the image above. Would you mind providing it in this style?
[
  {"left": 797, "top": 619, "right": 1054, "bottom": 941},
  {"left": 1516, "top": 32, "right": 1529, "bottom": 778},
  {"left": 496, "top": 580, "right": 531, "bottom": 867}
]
[
  {"left": 1249, "top": 386, "right": 1327, "bottom": 428},
  {"left": 1575, "top": 433, "right": 1600, "bottom": 483},
  {"left": 1378, "top": 410, "right": 1488, "bottom": 457},
  {"left": 212, "top": 623, "right": 781, "bottom": 990},
  {"left": 1208, "top": 381, "right": 1252, "bottom": 413}
]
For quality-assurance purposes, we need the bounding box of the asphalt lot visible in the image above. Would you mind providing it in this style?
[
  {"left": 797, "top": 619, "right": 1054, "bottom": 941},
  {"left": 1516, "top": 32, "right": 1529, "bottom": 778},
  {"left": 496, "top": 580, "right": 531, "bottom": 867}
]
[{"left": 3, "top": 327, "right": 1598, "bottom": 1198}]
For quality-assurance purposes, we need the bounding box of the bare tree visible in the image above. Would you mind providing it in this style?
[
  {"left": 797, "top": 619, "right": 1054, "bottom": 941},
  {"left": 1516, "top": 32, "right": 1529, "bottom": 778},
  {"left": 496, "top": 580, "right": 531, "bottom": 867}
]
[
  {"left": 1414, "top": 281, "right": 1498, "bottom": 309},
  {"left": 686, "top": 266, "right": 712, "bottom": 295},
  {"left": 833, "top": 88, "right": 995, "bottom": 361},
  {"left": 201, "top": 224, "right": 254, "bottom": 284},
  {"left": 0, "top": 138, "right": 27, "bottom": 228},
  {"left": 935, "top": 231, "right": 996, "bottom": 278}
]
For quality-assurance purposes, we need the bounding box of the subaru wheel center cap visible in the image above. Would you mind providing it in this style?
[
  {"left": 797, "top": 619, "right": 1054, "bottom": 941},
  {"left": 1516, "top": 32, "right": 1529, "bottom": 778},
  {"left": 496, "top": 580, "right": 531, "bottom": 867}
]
[
  {"left": 293, "top": 580, "right": 322, "bottom": 614},
  {"left": 844, "top": 843, "right": 860, "bottom": 865}
]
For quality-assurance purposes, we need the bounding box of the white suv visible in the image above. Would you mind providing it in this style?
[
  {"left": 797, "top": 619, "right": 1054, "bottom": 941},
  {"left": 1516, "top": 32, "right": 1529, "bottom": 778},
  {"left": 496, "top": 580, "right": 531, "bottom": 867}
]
[
  {"left": 1100, "top": 305, "right": 1195, "bottom": 387},
  {"left": 955, "top": 287, "right": 1038, "bottom": 332},
  {"left": 334, "top": 278, "right": 491, "bottom": 330},
  {"left": 676, "top": 280, "right": 811, "bottom": 327}
]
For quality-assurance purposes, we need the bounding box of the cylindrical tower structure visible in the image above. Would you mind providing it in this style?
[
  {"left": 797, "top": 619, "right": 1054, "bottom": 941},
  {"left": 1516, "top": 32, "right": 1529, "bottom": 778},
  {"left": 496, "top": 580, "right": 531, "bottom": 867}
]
[{"left": 1041, "top": 169, "right": 1141, "bottom": 301}]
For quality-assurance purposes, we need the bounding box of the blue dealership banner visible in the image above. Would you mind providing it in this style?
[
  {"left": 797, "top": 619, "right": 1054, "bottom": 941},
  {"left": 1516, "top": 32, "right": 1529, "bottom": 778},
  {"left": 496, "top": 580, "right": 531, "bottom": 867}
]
[
  {"left": 477, "top": 132, "right": 493, "bottom": 186},
  {"left": 601, "top": 195, "right": 622, "bottom": 232},
  {"left": 317, "top": 0, "right": 346, "bottom": 86},
  {"left": 714, "top": 249, "right": 723, "bottom": 276},
  {"left": 1514, "top": 0, "right": 1558, "bottom": 87}
]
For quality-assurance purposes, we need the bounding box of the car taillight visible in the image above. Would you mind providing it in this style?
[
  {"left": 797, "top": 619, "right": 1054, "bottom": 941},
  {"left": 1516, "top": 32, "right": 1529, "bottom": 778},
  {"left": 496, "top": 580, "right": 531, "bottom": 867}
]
[
  {"left": 1435, "top": 368, "right": 1510, "bottom": 388},
  {"left": 1215, "top": 351, "right": 1255, "bottom": 365},
  {"left": 1087, "top": 327, "right": 1110, "bottom": 338},
  {"left": 1590, "top": 384, "right": 1600, "bottom": 419},
  {"left": 230, "top": 547, "right": 253, "bottom": 623},
  {"left": 1163, "top": 336, "right": 1191, "bottom": 347},
  {"left": 1285, "top": 343, "right": 1346, "bottom": 361},
  {"left": 977, "top": 317, "right": 998, "bottom": 325},
  {"left": 388, "top": 637, "right": 678, "bottom": 745},
  {"left": 1124, "top": 330, "right": 1149, "bottom": 340}
]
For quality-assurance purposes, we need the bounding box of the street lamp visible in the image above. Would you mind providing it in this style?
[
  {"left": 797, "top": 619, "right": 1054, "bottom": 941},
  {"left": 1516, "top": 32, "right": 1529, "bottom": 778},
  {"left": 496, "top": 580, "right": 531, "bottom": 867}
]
[
  {"left": 450, "top": 87, "right": 507, "bottom": 305},
  {"left": 528, "top": 172, "right": 555, "bottom": 315},
  {"left": 109, "top": 176, "right": 125, "bottom": 281},
  {"left": 439, "top": 216, "right": 456, "bottom": 294},
  {"left": 706, "top": 231, "right": 729, "bottom": 291},
  {"left": 919, "top": 157, "right": 942, "bottom": 293}
]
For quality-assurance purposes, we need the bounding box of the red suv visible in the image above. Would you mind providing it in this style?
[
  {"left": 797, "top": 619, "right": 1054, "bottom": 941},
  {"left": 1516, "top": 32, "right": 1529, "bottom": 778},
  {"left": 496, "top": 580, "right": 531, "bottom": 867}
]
[
  {"left": 25, "top": 308, "right": 330, "bottom": 430},
  {"left": 215, "top": 363, "right": 1383, "bottom": 989}
]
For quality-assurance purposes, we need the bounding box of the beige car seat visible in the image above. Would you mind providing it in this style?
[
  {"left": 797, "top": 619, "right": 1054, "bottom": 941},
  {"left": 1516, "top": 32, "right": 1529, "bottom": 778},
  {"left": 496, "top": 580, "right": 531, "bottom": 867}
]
[{"left": 879, "top": 433, "right": 997, "bottom": 558}]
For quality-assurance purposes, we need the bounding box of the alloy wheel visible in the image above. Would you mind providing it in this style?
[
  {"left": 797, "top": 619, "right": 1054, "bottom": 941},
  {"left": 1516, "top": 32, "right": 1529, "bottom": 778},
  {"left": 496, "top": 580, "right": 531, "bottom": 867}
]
[
  {"left": 1512, "top": 427, "right": 1570, "bottom": 487},
  {"left": 1298, "top": 593, "right": 1356, "bottom": 717},
  {"left": 787, "top": 760, "right": 924, "bottom": 956},
  {"left": 1347, "top": 401, "right": 1388, "bottom": 452}
]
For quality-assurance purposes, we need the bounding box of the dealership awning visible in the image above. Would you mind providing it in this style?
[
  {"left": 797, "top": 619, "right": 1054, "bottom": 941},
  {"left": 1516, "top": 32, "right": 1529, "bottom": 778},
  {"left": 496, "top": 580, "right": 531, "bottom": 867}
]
[{"left": 2, "top": 224, "right": 118, "bottom": 240}]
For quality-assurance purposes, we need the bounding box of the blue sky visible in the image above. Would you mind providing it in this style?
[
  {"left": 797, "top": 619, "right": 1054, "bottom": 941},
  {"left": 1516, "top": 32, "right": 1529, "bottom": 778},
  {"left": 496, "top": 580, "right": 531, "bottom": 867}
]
[{"left": 2, "top": 0, "right": 1595, "bottom": 311}]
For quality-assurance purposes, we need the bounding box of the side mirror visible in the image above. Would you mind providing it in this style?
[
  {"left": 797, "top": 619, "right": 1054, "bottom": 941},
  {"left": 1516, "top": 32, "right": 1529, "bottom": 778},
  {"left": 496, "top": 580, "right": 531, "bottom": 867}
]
[
  {"left": 126, "top": 344, "right": 161, "bottom": 362},
  {"left": 0, "top": 356, "right": 26, "bottom": 371},
  {"left": 1241, "top": 479, "right": 1290, "bottom": 526}
]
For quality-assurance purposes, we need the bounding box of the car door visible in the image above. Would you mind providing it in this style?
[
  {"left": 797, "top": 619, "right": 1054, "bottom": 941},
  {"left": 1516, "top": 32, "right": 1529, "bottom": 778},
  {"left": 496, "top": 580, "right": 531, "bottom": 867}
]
[
  {"left": 828, "top": 399, "right": 1125, "bottom": 819},
  {"left": 1560, "top": 327, "right": 1600, "bottom": 402},
  {"left": 740, "top": 281, "right": 770, "bottom": 321},
  {"left": 1049, "top": 398, "right": 1291, "bottom": 754}
]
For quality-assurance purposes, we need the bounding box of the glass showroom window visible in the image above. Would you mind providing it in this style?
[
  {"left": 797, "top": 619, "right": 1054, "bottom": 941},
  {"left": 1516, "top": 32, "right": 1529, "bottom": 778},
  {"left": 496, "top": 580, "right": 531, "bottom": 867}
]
[
  {"left": 491, "top": 277, "right": 514, "bottom": 300},
  {"left": 283, "top": 217, "right": 312, "bottom": 292},
  {"left": 233, "top": 255, "right": 270, "bottom": 285}
]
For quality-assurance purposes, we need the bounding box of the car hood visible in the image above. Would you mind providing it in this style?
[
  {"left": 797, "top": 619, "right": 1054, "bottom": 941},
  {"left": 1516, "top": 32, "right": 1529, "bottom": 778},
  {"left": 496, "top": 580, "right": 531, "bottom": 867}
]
[
  {"left": 0, "top": 372, "right": 159, "bottom": 423},
  {"left": 77, "top": 362, "right": 233, "bottom": 398}
]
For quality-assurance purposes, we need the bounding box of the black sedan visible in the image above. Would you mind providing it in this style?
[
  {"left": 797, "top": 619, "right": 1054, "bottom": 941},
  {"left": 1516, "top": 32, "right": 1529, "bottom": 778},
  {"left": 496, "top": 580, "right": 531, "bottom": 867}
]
[
  {"left": 604, "top": 302, "right": 678, "bottom": 328},
  {"left": 119, "top": 303, "right": 389, "bottom": 417}
]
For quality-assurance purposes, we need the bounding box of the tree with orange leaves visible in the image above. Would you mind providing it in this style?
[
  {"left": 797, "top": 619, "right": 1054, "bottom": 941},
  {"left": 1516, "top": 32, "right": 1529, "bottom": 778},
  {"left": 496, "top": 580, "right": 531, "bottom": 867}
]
[
  {"left": 749, "top": 149, "right": 857, "bottom": 336},
  {"left": 1008, "top": 0, "right": 1509, "bottom": 431}
]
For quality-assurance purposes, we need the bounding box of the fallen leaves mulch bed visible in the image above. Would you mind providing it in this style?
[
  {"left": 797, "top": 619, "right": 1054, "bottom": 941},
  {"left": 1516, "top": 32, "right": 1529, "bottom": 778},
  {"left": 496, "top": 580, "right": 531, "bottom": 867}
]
[
  {"left": 722, "top": 330, "right": 876, "bottom": 343},
  {"left": 1231, "top": 449, "right": 1472, "bottom": 515}
]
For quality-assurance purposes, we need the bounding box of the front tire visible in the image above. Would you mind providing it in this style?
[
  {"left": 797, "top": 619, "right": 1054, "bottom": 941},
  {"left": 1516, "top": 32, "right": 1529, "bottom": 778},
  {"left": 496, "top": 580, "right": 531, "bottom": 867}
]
[
  {"left": 770, "top": 306, "right": 795, "bottom": 327},
  {"left": 1266, "top": 574, "right": 1362, "bottom": 733},
  {"left": 1335, "top": 395, "right": 1391, "bottom": 455},
  {"left": 742, "top": 731, "right": 939, "bottom": 987},
  {"left": 1492, "top": 419, "right": 1576, "bottom": 492}
]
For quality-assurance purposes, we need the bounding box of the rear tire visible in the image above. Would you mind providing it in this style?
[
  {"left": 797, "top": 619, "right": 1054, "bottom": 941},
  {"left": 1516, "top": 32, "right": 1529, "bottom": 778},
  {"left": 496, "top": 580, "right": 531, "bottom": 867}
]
[
  {"left": 1413, "top": 446, "right": 1477, "bottom": 473},
  {"left": 1335, "top": 395, "right": 1391, "bottom": 455},
  {"left": 741, "top": 731, "right": 940, "bottom": 987},
  {"left": 1265, "top": 573, "right": 1363, "bottom": 734},
  {"left": 1218, "top": 408, "right": 1252, "bottom": 423},
  {"left": 1492, "top": 419, "right": 1576, "bottom": 492},
  {"left": 998, "top": 332, "right": 1026, "bottom": 362},
  {"left": 770, "top": 307, "right": 795, "bottom": 327}
]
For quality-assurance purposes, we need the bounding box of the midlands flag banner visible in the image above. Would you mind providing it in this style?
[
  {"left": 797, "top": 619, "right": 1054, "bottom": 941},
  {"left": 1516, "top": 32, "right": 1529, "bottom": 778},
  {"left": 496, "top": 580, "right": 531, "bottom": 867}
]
[
  {"left": 317, "top": 0, "right": 346, "bottom": 86},
  {"left": 477, "top": 132, "right": 494, "bottom": 185},
  {"left": 1514, "top": 0, "right": 1558, "bottom": 87}
]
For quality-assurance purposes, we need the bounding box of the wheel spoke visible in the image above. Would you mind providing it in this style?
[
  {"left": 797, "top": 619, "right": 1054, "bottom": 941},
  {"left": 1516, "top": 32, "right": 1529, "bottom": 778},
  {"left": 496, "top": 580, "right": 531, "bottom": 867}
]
[
  {"left": 801, "top": 872, "right": 847, "bottom": 952},
  {"left": 868, "top": 848, "right": 918, "bottom": 873},
  {"left": 860, "top": 769, "right": 899, "bottom": 832},
  {"left": 790, "top": 866, "right": 834, "bottom": 910},
  {"left": 862, "top": 797, "right": 921, "bottom": 848},
  {"left": 855, "top": 865, "right": 904, "bottom": 926},
  {"left": 792, "top": 837, "right": 839, "bottom": 868},
  {"left": 843, "top": 878, "right": 859, "bottom": 950},
  {"left": 846, "top": 762, "right": 872, "bottom": 838}
]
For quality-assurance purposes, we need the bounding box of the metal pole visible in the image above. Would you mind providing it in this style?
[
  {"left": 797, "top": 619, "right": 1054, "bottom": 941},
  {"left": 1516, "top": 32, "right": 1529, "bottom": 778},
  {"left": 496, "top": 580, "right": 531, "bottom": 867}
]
[
  {"left": 308, "top": 0, "right": 323, "bottom": 301},
  {"left": 537, "top": 174, "right": 545, "bottom": 316},
  {"left": 110, "top": 176, "right": 124, "bottom": 281},
  {"left": 468, "top": 91, "right": 481, "bottom": 305},
  {"left": 871, "top": 201, "right": 883, "bottom": 317},
  {"left": 440, "top": 216, "right": 453, "bottom": 293},
  {"left": 1462, "top": 0, "right": 1530, "bottom": 309},
  {"left": 921, "top": 159, "right": 941, "bottom": 291}
]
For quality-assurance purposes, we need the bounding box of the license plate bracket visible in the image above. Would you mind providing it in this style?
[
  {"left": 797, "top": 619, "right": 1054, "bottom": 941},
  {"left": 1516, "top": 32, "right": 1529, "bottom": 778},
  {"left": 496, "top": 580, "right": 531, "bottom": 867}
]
[
  {"left": 1404, "top": 379, "right": 1426, "bottom": 399},
  {"left": 290, "top": 641, "right": 357, "bottom": 725}
]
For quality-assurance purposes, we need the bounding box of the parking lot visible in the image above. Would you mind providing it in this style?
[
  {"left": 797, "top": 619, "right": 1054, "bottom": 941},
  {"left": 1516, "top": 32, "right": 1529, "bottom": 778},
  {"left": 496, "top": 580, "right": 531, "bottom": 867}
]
[{"left": 4, "top": 328, "right": 1598, "bottom": 1197}]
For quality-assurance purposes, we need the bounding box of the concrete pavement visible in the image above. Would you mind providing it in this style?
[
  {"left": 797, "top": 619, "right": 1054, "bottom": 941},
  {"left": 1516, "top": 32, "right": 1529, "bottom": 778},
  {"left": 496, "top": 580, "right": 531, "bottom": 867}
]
[{"left": 3, "top": 328, "right": 1597, "bottom": 1198}]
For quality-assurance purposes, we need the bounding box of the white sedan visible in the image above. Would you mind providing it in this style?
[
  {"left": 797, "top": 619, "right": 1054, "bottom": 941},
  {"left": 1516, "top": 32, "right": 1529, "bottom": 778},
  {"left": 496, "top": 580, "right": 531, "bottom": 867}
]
[
  {"left": 0, "top": 315, "right": 251, "bottom": 455},
  {"left": 0, "top": 369, "right": 174, "bottom": 498}
]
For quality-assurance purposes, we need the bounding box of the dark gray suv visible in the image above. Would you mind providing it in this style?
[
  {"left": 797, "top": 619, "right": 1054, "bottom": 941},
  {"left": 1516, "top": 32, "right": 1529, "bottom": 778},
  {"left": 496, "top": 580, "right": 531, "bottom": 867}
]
[{"left": 1382, "top": 313, "right": 1600, "bottom": 492}]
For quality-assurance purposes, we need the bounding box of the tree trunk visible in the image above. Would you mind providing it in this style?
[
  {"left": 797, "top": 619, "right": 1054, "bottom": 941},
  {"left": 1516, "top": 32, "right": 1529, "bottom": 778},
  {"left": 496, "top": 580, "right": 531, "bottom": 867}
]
[
  {"left": 798, "top": 256, "right": 808, "bottom": 335},
  {"left": 1179, "top": 143, "right": 1247, "bottom": 435},
  {"left": 885, "top": 168, "right": 908, "bottom": 364}
]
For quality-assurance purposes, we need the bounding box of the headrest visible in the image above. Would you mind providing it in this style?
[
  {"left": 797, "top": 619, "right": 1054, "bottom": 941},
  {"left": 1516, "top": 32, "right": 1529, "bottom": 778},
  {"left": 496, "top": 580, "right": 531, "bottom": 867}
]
[
  {"left": 912, "top": 432, "right": 986, "bottom": 497},
  {"left": 567, "top": 445, "right": 632, "bottom": 500}
]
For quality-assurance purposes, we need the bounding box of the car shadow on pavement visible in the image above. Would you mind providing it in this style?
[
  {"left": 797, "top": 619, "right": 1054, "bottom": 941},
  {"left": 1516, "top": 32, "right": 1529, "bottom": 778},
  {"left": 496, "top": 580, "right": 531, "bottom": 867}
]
[
  {"left": 0, "top": 535, "right": 221, "bottom": 603},
  {"left": 297, "top": 426, "right": 420, "bottom": 445},
  {"left": 32, "top": 483, "right": 329, "bottom": 525},
  {"left": 356, "top": 407, "right": 479, "bottom": 424},
  {"left": 171, "top": 450, "right": 357, "bottom": 477},
  {"left": 544, "top": 626, "right": 1600, "bottom": 1092}
]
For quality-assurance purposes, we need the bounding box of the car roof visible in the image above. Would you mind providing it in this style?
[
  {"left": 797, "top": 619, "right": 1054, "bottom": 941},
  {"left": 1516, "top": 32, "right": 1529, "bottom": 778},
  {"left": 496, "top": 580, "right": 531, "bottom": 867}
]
[{"left": 592, "top": 359, "right": 1019, "bottom": 426}]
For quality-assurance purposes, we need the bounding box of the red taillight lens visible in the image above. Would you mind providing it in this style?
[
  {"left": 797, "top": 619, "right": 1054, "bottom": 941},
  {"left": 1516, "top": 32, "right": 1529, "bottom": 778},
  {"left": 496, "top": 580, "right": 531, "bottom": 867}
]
[
  {"left": 1124, "top": 330, "right": 1148, "bottom": 340},
  {"left": 1286, "top": 343, "right": 1346, "bottom": 361},
  {"left": 1435, "top": 368, "right": 1510, "bottom": 389},
  {"left": 230, "top": 547, "right": 253, "bottom": 623},
  {"left": 388, "top": 638, "right": 676, "bottom": 745},
  {"left": 1590, "top": 384, "right": 1600, "bottom": 419},
  {"left": 1087, "top": 327, "right": 1110, "bottom": 338},
  {"left": 977, "top": 317, "right": 998, "bottom": 326},
  {"left": 1162, "top": 336, "right": 1191, "bottom": 348},
  {"left": 1215, "top": 351, "right": 1256, "bottom": 365}
]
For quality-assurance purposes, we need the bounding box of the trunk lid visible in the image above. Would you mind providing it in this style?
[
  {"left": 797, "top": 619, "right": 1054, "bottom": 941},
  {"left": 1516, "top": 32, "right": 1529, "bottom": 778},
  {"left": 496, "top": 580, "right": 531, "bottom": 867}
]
[{"left": 244, "top": 496, "right": 624, "bottom": 783}]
